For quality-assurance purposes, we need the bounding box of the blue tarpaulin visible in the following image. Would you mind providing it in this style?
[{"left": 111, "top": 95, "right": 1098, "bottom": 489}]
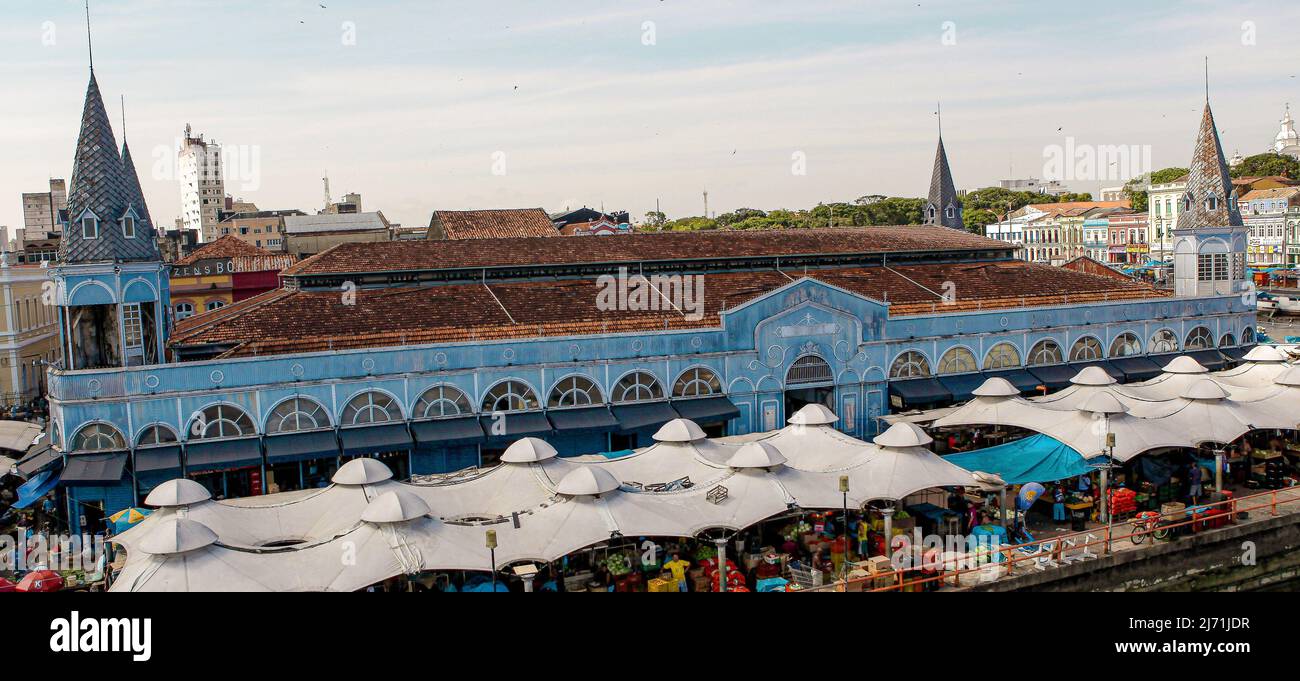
[
  {"left": 14, "top": 469, "right": 60, "bottom": 509},
  {"left": 943, "top": 434, "right": 1094, "bottom": 484}
]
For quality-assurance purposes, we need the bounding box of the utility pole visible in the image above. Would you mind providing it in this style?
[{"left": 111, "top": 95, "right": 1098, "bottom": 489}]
[{"left": 703, "top": 189, "right": 709, "bottom": 219}]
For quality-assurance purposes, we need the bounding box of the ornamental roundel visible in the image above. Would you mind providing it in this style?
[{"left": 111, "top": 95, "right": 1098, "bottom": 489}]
[
  {"left": 210, "top": 370, "right": 224, "bottom": 384},
  {"left": 88, "top": 379, "right": 101, "bottom": 394},
  {"left": 569, "top": 344, "right": 582, "bottom": 358},
  {"left": 502, "top": 348, "right": 516, "bottom": 361},
  {"left": 361, "top": 358, "right": 376, "bottom": 373},
  {"left": 144, "top": 375, "right": 160, "bottom": 389},
  {"left": 434, "top": 352, "right": 448, "bottom": 366},
  {"left": 690, "top": 336, "right": 703, "bottom": 349},
  {"left": 631, "top": 339, "right": 644, "bottom": 352},
  {"left": 999, "top": 316, "right": 1010, "bottom": 328},
  {"left": 290, "top": 363, "right": 305, "bottom": 378}
]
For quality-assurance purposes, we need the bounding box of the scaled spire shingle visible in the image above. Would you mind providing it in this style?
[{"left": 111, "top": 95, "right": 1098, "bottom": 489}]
[
  {"left": 1176, "top": 102, "right": 1243, "bottom": 230},
  {"left": 924, "top": 136, "right": 963, "bottom": 230},
  {"left": 61, "top": 73, "right": 161, "bottom": 263}
]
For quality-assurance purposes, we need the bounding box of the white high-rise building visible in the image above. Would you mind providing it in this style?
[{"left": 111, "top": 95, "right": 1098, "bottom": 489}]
[
  {"left": 1274, "top": 104, "right": 1300, "bottom": 159},
  {"left": 177, "top": 124, "right": 225, "bottom": 242}
]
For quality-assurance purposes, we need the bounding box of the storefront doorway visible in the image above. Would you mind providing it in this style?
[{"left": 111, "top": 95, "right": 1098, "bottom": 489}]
[{"left": 784, "top": 355, "right": 835, "bottom": 420}]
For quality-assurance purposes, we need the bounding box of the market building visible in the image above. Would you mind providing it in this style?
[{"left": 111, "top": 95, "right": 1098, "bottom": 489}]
[
  {"left": 33, "top": 62, "right": 1257, "bottom": 536},
  {"left": 168, "top": 235, "right": 297, "bottom": 319}
]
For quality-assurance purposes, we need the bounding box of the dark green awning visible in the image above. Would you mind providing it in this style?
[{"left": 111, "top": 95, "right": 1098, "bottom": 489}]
[
  {"left": 61, "top": 452, "right": 128, "bottom": 485},
  {"left": 611, "top": 402, "right": 679, "bottom": 432},
  {"left": 412, "top": 417, "right": 485, "bottom": 446},
  {"left": 670, "top": 397, "right": 740, "bottom": 423},
  {"left": 265, "top": 430, "right": 339, "bottom": 463},
  {"left": 548, "top": 407, "right": 619, "bottom": 432},
  {"left": 339, "top": 424, "right": 412, "bottom": 457},
  {"left": 888, "top": 378, "right": 951, "bottom": 408},
  {"left": 937, "top": 373, "right": 987, "bottom": 402},
  {"left": 134, "top": 445, "right": 182, "bottom": 473},
  {"left": 185, "top": 438, "right": 262, "bottom": 471},
  {"left": 1110, "top": 357, "right": 1163, "bottom": 382},
  {"left": 479, "top": 411, "right": 552, "bottom": 438}
]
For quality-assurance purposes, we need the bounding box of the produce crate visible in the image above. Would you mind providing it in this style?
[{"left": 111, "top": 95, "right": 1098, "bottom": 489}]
[{"left": 647, "top": 577, "right": 677, "bottom": 593}]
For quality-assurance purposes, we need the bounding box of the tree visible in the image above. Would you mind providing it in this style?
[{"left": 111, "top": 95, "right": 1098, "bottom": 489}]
[
  {"left": 642, "top": 210, "right": 666, "bottom": 229},
  {"left": 1149, "top": 167, "right": 1188, "bottom": 184},
  {"left": 1230, "top": 153, "right": 1300, "bottom": 179}
]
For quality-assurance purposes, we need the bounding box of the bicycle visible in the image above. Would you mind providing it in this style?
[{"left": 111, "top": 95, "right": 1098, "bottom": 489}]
[{"left": 1130, "top": 511, "right": 1171, "bottom": 544}]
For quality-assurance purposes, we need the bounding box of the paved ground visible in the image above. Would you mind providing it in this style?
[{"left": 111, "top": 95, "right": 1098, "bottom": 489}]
[{"left": 1256, "top": 315, "right": 1300, "bottom": 343}]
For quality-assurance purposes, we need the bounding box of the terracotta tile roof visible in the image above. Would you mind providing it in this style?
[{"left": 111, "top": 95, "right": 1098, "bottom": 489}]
[
  {"left": 176, "top": 235, "right": 276, "bottom": 265},
  {"left": 429, "top": 208, "right": 559, "bottom": 240},
  {"left": 282, "top": 225, "right": 1009, "bottom": 277},
  {"left": 171, "top": 260, "right": 1164, "bottom": 357},
  {"left": 1239, "top": 187, "right": 1300, "bottom": 201},
  {"left": 1026, "top": 200, "right": 1130, "bottom": 216}
]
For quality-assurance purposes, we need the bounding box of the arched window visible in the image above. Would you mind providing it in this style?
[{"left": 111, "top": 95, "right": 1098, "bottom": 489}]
[
  {"left": 1027, "top": 339, "right": 1064, "bottom": 366},
  {"left": 481, "top": 380, "right": 540, "bottom": 413},
  {"left": 786, "top": 355, "right": 833, "bottom": 384},
  {"left": 80, "top": 212, "right": 99, "bottom": 239},
  {"left": 189, "top": 404, "right": 255, "bottom": 440},
  {"left": 1205, "top": 194, "right": 1219, "bottom": 211},
  {"left": 672, "top": 367, "right": 722, "bottom": 398},
  {"left": 413, "top": 385, "right": 472, "bottom": 419},
  {"left": 983, "top": 343, "right": 1021, "bottom": 370},
  {"left": 1151, "top": 329, "right": 1179, "bottom": 353},
  {"left": 136, "top": 424, "right": 178, "bottom": 447},
  {"left": 341, "top": 391, "right": 401, "bottom": 425},
  {"left": 945, "top": 205, "right": 955, "bottom": 219},
  {"left": 1243, "top": 326, "right": 1256, "bottom": 344},
  {"left": 70, "top": 423, "right": 126, "bottom": 452},
  {"left": 548, "top": 375, "right": 603, "bottom": 408},
  {"left": 1219, "top": 333, "right": 1236, "bottom": 348},
  {"left": 927, "top": 206, "right": 936, "bottom": 220},
  {"left": 175, "top": 302, "right": 195, "bottom": 320},
  {"left": 1185, "top": 326, "right": 1213, "bottom": 350},
  {"left": 937, "top": 347, "right": 977, "bottom": 374},
  {"left": 1069, "top": 336, "right": 1103, "bottom": 361},
  {"left": 266, "top": 396, "right": 331, "bottom": 433},
  {"left": 122, "top": 215, "right": 136, "bottom": 239},
  {"left": 611, "top": 371, "right": 664, "bottom": 403},
  {"left": 206, "top": 300, "right": 225, "bottom": 312},
  {"left": 1109, "top": 332, "right": 1142, "bottom": 357},
  {"left": 889, "top": 351, "right": 931, "bottom": 379}
]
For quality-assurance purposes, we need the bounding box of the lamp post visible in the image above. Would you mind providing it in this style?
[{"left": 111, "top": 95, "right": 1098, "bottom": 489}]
[
  {"left": 714, "top": 537, "right": 728, "bottom": 593},
  {"left": 1213, "top": 446, "right": 1225, "bottom": 494},
  {"left": 839, "top": 475, "right": 850, "bottom": 582},
  {"left": 881, "top": 507, "right": 895, "bottom": 563},
  {"left": 1102, "top": 432, "right": 1117, "bottom": 554},
  {"left": 485, "top": 529, "right": 498, "bottom": 591}
]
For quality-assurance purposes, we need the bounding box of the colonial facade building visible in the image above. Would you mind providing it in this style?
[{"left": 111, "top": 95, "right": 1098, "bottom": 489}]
[{"left": 36, "top": 65, "right": 1258, "bottom": 531}]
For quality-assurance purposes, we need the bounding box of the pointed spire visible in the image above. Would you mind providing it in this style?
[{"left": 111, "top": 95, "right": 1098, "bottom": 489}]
[
  {"left": 61, "top": 73, "right": 160, "bottom": 263},
  {"left": 1175, "top": 100, "right": 1243, "bottom": 230},
  {"left": 85, "top": 0, "right": 94, "bottom": 73},
  {"left": 923, "top": 128, "right": 963, "bottom": 230}
]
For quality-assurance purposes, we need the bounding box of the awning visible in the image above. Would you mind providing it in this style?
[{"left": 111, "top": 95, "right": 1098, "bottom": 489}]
[
  {"left": 15, "top": 445, "right": 61, "bottom": 478},
  {"left": 1110, "top": 356, "right": 1164, "bottom": 382},
  {"left": 480, "top": 411, "right": 552, "bottom": 438},
  {"left": 185, "top": 438, "right": 262, "bottom": 471},
  {"left": 984, "top": 369, "right": 1043, "bottom": 394},
  {"left": 945, "top": 434, "right": 1094, "bottom": 485},
  {"left": 611, "top": 402, "right": 679, "bottom": 431},
  {"left": 888, "top": 378, "right": 951, "bottom": 408},
  {"left": 339, "top": 424, "right": 412, "bottom": 457},
  {"left": 412, "top": 417, "right": 485, "bottom": 447},
  {"left": 14, "top": 469, "right": 60, "bottom": 509},
  {"left": 265, "top": 430, "right": 340, "bottom": 463},
  {"left": 671, "top": 396, "right": 741, "bottom": 423},
  {"left": 135, "top": 445, "right": 182, "bottom": 473},
  {"left": 937, "top": 373, "right": 988, "bottom": 402},
  {"left": 548, "top": 407, "right": 619, "bottom": 432},
  {"left": 1069, "top": 360, "right": 1124, "bottom": 381},
  {"left": 0, "top": 420, "right": 41, "bottom": 453},
  {"left": 1220, "top": 346, "right": 1249, "bottom": 361},
  {"left": 61, "top": 452, "right": 128, "bottom": 485},
  {"left": 1027, "top": 364, "right": 1077, "bottom": 390},
  {"left": 1185, "top": 350, "right": 1228, "bottom": 370}
]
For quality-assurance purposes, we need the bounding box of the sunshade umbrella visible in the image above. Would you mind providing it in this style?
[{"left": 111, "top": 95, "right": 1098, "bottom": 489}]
[
  {"left": 16, "top": 570, "right": 64, "bottom": 592},
  {"left": 109, "top": 507, "right": 152, "bottom": 533},
  {"left": 0, "top": 577, "right": 16, "bottom": 592}
]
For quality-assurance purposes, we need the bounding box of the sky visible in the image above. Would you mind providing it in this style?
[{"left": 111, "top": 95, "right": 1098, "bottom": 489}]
[{"left": 3, "top": 0, "right": 1300, "bottom": 232}]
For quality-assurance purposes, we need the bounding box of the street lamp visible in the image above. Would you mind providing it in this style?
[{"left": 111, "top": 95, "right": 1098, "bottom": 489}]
[
  {"left": 485, "top": 529, "right": 498, "bottom": 591},
  {"left": 839, "top": 475, "right": 850, "bottom": 582}
]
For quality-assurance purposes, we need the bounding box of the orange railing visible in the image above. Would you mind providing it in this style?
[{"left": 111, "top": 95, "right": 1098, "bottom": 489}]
[{"left": 799, "top": 485, "right": 1299, "bottom": 593}]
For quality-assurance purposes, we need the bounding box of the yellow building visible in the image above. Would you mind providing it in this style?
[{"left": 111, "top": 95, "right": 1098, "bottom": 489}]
[{"left": 0, "top": 258, "right": 60, "bottom": 406}]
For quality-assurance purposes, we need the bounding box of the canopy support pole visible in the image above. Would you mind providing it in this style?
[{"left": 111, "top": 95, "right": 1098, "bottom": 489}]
[
  {"left": 714, "top": 537, "right": 727, "bottom": 592},
  {"left": 881, "top": 507, "right": 895, "bottom": 563}
]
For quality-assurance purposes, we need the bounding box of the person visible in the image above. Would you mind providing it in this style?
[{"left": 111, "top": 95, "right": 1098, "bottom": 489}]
[
  {"left": 856, "top": 516, "right": 871, "bottom": 558},
  {"left": 663, "top": 553, "right": 691, "bottom": 592},
  {"left": 1188, "top": 463, "right": 1203, "bottom": 503},
  {"left": 1077, "top": 473, "right": 1092, "bottom": 497},
  {"left": 1052, "top": 483, "right": 1067, "bottom": 523}
]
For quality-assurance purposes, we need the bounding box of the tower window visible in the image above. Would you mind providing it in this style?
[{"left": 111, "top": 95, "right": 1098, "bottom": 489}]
[
  {"left": 928, "top": 206, "right": 936, "bottom": 220},
  {"left": 122, "top": 216, "right": 136, "bottom": 238},
  {"left": 82, "top": 215, "right": 99, "bottom": 239},
  {"left": 1206, "top": 194, "right": 1219, "bottom": 211},
  {"left": 123, "top": 303, "right": 143, "bottom": 350},
  {"left": 945, "top": 205, "right": 955, "bottom": 219}
]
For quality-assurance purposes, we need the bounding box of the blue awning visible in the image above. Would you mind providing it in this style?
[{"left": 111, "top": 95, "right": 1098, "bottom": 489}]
[
  {"left": 611, "top": 401, "right": 679, "bottom": 432},
  {"left": 937, "top": 373, "right": 988, "bottom": 402},
  {"left": 135, "top": 445, "right": 182, "bottom": 474},
  {"left": 670, "top": 397, "right": 740, "bottom": 423},
  {"left": 1069, "top": 360, "right": 1124, "bottom": 381},
  {"left": 944, "top": 434, "right": 1094, "bottom": 485},
  {"left": 480, "top": 411, "right": 552, "bottom": 438},
  {"left": 1110, "top": 356, "right": 1163, "bottom": 381},
  {"left": 339, "top": 424, "right": 411, "bottom": 457},
  {"left": 14, "top": 469, "right": 60, "bottom": 509},
  {"left": 888, "top": 378, "right": 951, "bottom": 408},
  {"left": 185, "top": 438, "right": 262, "bottom": 471},
  {"left": 548, "top": 407, "right": 619, "bottom": 432},
  {"left": 61, "top": 452, "right": 128, "bottom": 485},
  {"left": 984, "top": 369, "right": 1043, "bottom": 394},
  {"left": 265, "top": 430, "right": 340, "bottom": 463},
  {"left": 412, "top": 417, "right": 485, "bottom": 447}
]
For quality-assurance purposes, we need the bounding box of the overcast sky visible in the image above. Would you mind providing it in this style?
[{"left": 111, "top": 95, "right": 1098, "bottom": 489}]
[{"left": 3, "top": 0, "right": 1300, "bottom": 232}]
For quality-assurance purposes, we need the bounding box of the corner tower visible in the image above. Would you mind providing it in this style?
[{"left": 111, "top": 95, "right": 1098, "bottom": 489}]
[
  {"left": 1172, "top": 98, "right": 1248, "bottom": 298},
  {"left": 923, "top": 111, "right": 963, "bottom": 230}
]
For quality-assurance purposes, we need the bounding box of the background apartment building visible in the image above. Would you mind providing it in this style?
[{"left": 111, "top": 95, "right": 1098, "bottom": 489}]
[{"left": 178, "top": 124, "right": 225, "bottom": 243}]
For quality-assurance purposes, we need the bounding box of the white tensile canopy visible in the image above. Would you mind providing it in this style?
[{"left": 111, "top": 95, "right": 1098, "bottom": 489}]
[{"left": 110, "top": 406, "right": 990, "bottom": 592}]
